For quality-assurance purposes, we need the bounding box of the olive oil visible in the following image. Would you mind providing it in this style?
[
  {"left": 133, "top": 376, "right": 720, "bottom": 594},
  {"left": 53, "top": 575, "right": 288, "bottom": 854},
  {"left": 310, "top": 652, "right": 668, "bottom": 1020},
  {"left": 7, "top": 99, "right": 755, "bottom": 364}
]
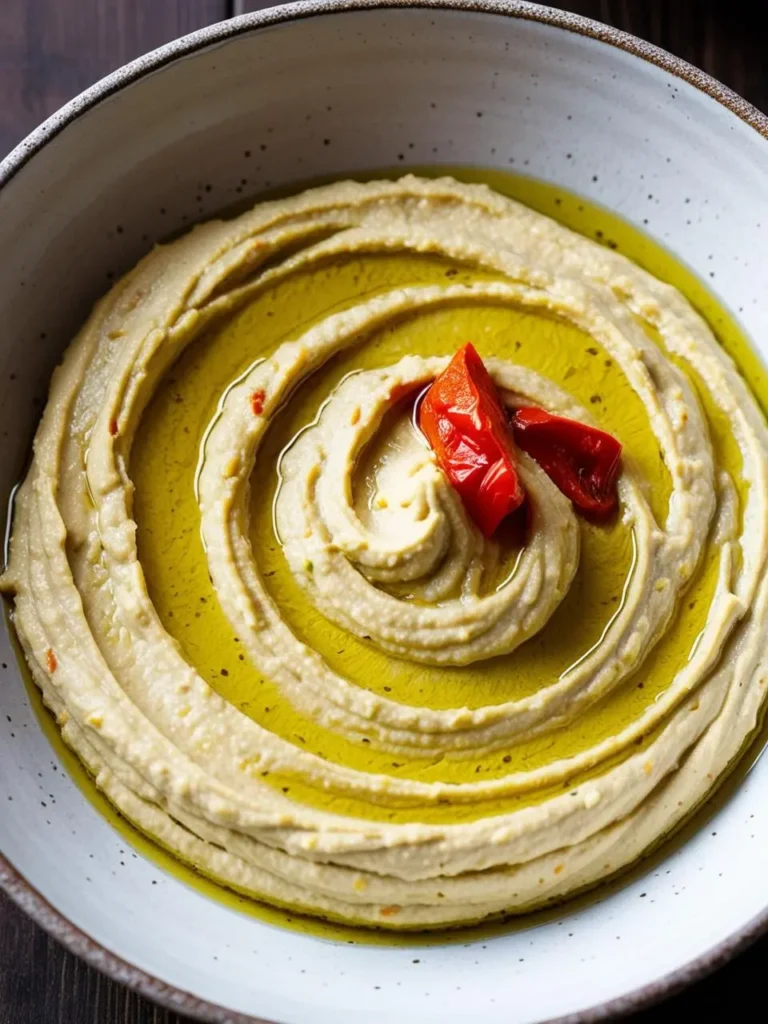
[{"left": 9, "top": 166, "right": 768, "bottom": 941}]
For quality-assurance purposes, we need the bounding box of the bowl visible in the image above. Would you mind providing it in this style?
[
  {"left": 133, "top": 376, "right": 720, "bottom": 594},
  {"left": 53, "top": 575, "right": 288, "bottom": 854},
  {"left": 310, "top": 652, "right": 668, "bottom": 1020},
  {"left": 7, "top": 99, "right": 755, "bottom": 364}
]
[{"left": 2, "top": 2, "right": 768, "bottom": 1021}]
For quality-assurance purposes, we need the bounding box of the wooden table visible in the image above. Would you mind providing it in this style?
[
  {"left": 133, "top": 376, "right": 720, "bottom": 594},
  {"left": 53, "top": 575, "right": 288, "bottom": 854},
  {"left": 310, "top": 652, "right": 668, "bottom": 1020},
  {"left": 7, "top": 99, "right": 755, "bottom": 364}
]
[{"left": 0, "top": 2, "right": 766, "bottom": 1021}]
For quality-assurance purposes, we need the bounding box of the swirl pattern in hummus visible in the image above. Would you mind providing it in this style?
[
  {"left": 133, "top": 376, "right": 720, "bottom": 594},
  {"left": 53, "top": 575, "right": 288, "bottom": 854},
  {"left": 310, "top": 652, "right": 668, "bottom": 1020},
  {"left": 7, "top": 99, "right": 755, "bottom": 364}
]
[{"left": 4, "top": 176, "right": 768, "bottom": 929}]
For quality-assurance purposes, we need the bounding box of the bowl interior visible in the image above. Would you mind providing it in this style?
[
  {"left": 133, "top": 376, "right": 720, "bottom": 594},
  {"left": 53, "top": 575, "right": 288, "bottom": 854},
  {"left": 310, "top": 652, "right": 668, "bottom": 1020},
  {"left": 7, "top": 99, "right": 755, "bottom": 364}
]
[{"left": 1, "top": 5, "right": 768, "bottom": 1022}]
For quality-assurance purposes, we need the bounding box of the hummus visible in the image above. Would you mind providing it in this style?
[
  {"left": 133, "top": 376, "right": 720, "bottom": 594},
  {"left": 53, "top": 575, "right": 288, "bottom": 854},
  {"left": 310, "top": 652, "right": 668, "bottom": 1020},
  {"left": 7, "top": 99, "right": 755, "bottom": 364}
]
[{"left": 3, "top": 175, "right": 768, "bottom": 929}]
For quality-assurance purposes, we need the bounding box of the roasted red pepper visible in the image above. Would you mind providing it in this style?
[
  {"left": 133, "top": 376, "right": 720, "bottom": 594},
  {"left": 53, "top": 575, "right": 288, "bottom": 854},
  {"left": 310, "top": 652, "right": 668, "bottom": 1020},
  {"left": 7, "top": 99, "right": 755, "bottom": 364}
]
[
  {"left": 511, "top": 407, "right": 622, "bottom": 519},
  {"left": 418, "top": 344, "right": 525, "bottom": 537}
]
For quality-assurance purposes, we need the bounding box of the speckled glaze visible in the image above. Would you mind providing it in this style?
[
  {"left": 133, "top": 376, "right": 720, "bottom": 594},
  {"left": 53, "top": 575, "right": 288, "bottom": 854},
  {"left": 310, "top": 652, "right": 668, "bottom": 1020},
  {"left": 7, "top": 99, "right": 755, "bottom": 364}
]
[{"left": 1, "top": 3, "right": 768, "bottom": 1022}]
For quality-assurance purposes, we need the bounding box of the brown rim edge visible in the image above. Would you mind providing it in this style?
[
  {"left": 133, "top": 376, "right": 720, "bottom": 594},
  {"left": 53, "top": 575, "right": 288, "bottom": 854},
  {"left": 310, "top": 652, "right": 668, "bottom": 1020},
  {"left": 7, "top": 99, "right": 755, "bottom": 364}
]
[
  {"left": 1, "top": 2, "right": 767, "bottom": 1022},
  {"left": 0, "top": 856, "right": 266, "bottom": 1024}
]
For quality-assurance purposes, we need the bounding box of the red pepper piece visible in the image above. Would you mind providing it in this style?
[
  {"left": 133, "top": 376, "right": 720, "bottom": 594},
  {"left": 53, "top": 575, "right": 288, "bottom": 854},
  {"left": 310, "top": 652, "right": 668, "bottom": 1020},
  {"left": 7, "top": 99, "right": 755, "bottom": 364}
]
[
  {"left": 250, "top": 389, "right": 266, "bottom": 415},
  {"left": 511, "top": 407, "right": 622, "bottom": 519},
  {"left": 418, "top": 344, "right": 525, "bottom": 537}
]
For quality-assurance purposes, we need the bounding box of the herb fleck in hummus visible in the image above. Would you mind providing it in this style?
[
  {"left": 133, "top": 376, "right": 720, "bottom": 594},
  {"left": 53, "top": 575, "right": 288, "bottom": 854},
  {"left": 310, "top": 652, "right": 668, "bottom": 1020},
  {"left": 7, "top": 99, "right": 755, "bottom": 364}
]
[{"left": 3, "top": 176, "right": 767, "bottom": 929}]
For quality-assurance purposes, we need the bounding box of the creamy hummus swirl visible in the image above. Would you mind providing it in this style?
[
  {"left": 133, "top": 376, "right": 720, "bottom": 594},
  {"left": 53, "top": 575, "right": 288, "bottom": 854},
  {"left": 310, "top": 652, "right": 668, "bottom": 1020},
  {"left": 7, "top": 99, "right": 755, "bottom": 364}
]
[
  {"left": 3, "top": 176, "right": 768, "bottom": 929},
  {"left": 274, "top": 358, "right": 580, "bottom": 665}
]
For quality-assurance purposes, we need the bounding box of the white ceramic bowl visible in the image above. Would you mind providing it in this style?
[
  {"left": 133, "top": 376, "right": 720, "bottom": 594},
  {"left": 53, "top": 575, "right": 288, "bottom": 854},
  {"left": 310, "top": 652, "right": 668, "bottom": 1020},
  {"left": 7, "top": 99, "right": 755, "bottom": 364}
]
[{"left": 2, "top": 3, "right": 768, "bottom": 1021}]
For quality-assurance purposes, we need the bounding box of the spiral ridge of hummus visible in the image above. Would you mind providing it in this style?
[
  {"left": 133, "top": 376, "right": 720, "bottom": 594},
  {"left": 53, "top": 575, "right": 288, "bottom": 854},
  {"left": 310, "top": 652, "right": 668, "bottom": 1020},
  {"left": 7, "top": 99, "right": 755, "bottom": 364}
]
[{"left": 4, "top": 175, "right": 768, "bottom": 929}]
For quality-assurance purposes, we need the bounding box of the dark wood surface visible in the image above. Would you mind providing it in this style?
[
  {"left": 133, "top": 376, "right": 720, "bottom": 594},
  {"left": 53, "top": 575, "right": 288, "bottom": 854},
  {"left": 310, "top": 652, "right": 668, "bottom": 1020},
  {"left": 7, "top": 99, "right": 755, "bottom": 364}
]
[{"left": 0, "top": 2, "right": 766, "bottom": 1021}]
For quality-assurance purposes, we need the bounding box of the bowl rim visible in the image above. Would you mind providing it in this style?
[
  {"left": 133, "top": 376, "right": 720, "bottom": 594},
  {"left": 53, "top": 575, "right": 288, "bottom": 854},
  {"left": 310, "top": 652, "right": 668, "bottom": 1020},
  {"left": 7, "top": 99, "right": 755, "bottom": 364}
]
[{"left": 1, "top": 2, "right": 767, "bottom": 1022}]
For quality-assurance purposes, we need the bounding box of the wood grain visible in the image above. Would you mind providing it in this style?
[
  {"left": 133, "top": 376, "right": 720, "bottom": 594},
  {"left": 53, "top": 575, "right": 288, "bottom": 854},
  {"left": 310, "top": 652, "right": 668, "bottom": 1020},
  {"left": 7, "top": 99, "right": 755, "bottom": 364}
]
[
  {"left": 0, "top": 0, "right": 228, "bottom": 155},
  {"left": 0, "top": 2, "right": 766, "bottom": 1022}
]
